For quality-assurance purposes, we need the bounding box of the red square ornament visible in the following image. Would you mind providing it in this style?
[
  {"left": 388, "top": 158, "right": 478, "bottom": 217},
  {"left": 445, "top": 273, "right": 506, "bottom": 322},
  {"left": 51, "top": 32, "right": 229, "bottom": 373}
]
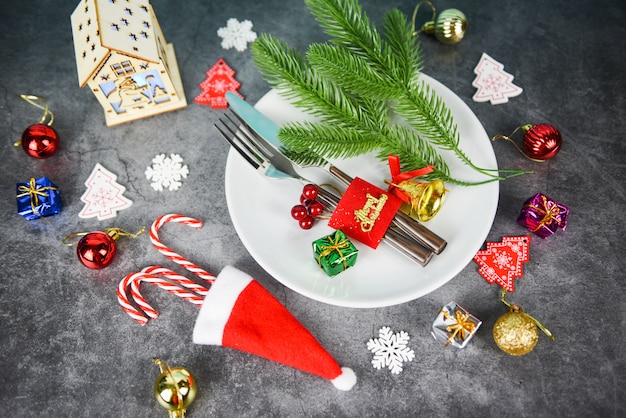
[{"left": 328, "top": 177, "right": 402, "bottom": 249}]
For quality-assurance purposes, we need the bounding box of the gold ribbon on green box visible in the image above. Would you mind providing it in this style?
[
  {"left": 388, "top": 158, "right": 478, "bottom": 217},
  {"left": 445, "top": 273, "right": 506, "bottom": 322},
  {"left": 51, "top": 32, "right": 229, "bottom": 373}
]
[{"left": 313, "top": 230, "right": 358, "bottom": 277}]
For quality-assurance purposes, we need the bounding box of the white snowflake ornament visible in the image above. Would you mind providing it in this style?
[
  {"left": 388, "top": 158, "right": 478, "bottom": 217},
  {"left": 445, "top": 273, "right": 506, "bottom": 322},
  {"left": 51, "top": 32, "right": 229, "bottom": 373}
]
[
  {"left": 217, "top": 18, "right": 257, "bottom": 52},
  {"left": 367, "top": 326, "right": 415, "bottom": 374},
  {"left": 145, "top": 153, "right": 189, "bottom": 192}
]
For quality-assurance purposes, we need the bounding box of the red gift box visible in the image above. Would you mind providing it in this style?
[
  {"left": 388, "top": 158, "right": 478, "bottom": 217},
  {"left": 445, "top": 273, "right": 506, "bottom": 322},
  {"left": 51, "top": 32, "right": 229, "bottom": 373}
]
[{"left": 328, "top": 177, "right": 402, "bottom": 249}]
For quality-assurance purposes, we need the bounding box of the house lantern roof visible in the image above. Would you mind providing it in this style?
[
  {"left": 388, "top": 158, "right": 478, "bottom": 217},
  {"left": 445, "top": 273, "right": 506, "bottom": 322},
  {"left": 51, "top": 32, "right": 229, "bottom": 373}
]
[{"left": 71, "top": 0, "right": 160, "bottom": 88}]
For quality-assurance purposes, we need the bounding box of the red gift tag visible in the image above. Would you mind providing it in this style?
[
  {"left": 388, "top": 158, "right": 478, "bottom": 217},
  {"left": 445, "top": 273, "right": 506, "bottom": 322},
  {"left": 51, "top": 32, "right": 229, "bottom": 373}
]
[
  {"left": 473, "top": 236, "right": 530, "bottom": 292},
  {"left": 328, "top": 177, "right": 401, "bottom": 249}
]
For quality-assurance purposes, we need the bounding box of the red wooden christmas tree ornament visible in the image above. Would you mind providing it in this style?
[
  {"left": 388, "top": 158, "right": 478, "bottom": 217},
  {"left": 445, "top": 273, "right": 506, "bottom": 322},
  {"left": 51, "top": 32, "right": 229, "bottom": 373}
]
[
  {"left": 194, "top": 58, "right": 243, "bottom": 109},
  {"left": 473, "top": 236, "right": 530, "bottom": 292}
]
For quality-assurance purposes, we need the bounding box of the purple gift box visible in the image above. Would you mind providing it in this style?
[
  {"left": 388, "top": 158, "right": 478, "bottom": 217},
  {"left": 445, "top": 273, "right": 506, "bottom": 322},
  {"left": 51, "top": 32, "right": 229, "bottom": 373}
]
[{"left": 517, "top": 193, "right": 568, "bottom": 238}]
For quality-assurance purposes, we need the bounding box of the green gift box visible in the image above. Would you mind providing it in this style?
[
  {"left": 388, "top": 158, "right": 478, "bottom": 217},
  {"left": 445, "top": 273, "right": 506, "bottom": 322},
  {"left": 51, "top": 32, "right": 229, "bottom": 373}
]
[{"left": 312, "top": 230, "right": 358, "bottom": 277}]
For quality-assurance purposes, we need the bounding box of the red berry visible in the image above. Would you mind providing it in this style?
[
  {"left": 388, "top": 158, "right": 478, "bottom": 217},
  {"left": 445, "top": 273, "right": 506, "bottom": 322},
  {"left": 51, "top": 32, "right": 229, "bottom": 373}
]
[
  {"left": 291, "top": 205, "right": 308, "bottom": 220},
  {"left": 308, "top": 201, "right": 324, "bottom": 217},
  {"left": 302, "top": 184, "right": 319, "bottom": 200},
  {"left": 299, "top": 215, "right": 315, "bottom": 230},
  {"left": 300, "top": 194, "right": 313, "bottom": 206}
]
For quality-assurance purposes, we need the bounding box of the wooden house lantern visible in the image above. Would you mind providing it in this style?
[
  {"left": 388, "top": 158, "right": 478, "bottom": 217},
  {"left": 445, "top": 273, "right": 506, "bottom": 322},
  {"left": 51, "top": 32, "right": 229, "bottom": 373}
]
[{"left": 70, "top": 0, "right": 187, "bottom": 126}]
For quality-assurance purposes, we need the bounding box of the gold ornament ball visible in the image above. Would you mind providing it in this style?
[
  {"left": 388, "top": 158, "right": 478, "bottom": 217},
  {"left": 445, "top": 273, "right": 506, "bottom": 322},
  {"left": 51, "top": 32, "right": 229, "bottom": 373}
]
[
  {"left": 154, "top": 366, "right": 198, "bottom": 413},
  {"left": 493, "top": 309, "right": 539, "bottom": 356},
  {"left": 423, "top": 9, "right": 467, "bottom": 45}
]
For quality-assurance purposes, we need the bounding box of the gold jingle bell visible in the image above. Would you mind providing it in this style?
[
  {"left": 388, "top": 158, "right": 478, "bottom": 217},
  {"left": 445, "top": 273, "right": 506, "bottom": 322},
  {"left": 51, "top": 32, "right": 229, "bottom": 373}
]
[
  {"left": 388, "top": 178, "right": 447, "bottom": 222},
  {"left": 408, "top": 179, "right": 447, "bottom": 222},
  {"left": 153, "top": 358, "right": 198, "bottom": 417},
  {"left": 412, "top": 1, "right": 468, "bottom": 45}
]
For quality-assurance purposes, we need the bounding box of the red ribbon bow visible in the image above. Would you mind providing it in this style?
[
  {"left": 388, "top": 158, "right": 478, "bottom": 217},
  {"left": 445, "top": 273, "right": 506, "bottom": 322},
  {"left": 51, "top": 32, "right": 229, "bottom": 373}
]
[{"left": 387, "top": 155, "right": 434, "bottom": 204}]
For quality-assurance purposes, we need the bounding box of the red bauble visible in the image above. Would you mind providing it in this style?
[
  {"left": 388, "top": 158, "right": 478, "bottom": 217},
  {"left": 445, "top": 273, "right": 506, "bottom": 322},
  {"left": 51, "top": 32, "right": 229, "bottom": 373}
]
[
  {"left": 21, "top": 123, "right": 59, "bottom": 159},
  {"left": 523, "top": 124, "right": 562, "bottom": 161},
  {"left": 76, "top": 231, "right": 117, "bottom": 269}
]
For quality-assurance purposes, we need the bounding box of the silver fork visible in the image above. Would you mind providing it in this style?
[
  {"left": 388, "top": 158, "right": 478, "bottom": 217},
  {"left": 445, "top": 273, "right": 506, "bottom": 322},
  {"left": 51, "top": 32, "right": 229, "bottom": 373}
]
[{"left": 215, "top": 114, "right": 434, "bottom": 266}]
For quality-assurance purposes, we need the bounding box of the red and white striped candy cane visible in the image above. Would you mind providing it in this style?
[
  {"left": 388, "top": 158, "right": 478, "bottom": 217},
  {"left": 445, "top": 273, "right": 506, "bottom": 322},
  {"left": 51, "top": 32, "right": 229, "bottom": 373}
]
[
  {"left": 117, "top": 271, "right": 152, "bottom": 325},
  {"left": 149, "top": 214, "right": 216, "bottom": 284},
  {"left": 118, "top": 214, "right": 217, "bottom": 324},
  {"left": 118, "top": 270, "right": 207, "bottom": 325},
  {"left": 141, "top": 266, "right": 211, "bottom": 298},
  {"left": 130, "top": 274, "right": 203, "bottom": 318}
]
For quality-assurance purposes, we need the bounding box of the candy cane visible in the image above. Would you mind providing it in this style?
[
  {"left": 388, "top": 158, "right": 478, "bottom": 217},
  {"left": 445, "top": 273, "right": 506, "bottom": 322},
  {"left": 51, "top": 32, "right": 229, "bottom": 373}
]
[
  {"left": 130, "top": 275, "right": 204, "bottom": 317},
  {"left": 149, "top": 214, "right": 216, "bottom": 284},
  {"left": 118, "top": 271, "right": 152, "bottom": 325},
  {"left": 119, "top": 270, "right": 206, "bottom": 325},
  {"left": 118, "top": 214, "right": 218, "bottom": 324},
  {"left": 131, "top": 267, "right": 208, "bottom": 307},
  {"left": 141, "top": 266, "right": 211, "bottom": 297}
]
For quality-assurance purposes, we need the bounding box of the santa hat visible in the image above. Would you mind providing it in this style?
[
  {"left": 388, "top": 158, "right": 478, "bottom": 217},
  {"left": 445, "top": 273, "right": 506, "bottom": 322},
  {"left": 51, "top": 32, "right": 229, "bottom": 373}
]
[{"left": 192, "top": 266, "right": 357, "bottom": 391}]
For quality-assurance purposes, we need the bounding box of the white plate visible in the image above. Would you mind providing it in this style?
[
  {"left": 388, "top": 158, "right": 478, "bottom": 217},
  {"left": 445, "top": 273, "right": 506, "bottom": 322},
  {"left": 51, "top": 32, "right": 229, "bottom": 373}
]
[{"left": 224, "top": 74, "right": 499, "bottom": 308}]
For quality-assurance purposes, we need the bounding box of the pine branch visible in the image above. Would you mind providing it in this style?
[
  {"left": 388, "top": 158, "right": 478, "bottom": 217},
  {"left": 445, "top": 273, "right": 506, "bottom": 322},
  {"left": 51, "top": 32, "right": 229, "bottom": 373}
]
[
  {"left": 251, "top": 0, "right": 530, "bottom": 185},
  {"left": 278, "top": 121, "right": 379, "bottom": 160},
  {"left": 307, "top": 43, "right": 397, "bottom": 101},
  {"left": 381, "top": 8, "right": 423, "bottom": 88},
  {"left": 252, "top": 34, "right": 371, "bottom": 124},
  {"left": 395, "top": 81, "right": 504, "bottom": 179},
  {"left": 305, "top": 0, "right": 389, "bottom": 72}
]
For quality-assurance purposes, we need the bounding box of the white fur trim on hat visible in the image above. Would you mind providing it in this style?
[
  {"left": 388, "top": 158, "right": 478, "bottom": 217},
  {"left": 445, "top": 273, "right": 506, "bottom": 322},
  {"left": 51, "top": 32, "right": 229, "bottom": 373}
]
[
  {"left": 331, "top": 367, "right": 357, "bottom": 391},
  {"left": 192, "top": 265, "right": 252, "bottom": 345}
]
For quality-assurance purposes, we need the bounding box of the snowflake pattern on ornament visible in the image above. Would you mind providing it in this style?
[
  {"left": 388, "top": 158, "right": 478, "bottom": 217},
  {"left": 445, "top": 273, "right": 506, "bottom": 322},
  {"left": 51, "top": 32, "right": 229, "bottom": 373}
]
[
  {"left": 493, "top": 251, "right": 513, "bottom": 270},
  {"left": 79, "top": 163, "right": 133, "bottom": 220},
  {"left": 194, "top": 58, "right": 243, "bottom": 108},
  {"left": 472, "top": 53, "right": 523, "bottom": 105},
  {"left": 217, "top": 18, "right": 257, "bottom": 52},
  {"left": 473, "top": 236, "right": 530, "bottom": 292},
  {"left": 145, "top": 153, "right": 189, "bottom": 192},
  {"left": 367, "top": 326, "right": 415, "bottom": 374}
]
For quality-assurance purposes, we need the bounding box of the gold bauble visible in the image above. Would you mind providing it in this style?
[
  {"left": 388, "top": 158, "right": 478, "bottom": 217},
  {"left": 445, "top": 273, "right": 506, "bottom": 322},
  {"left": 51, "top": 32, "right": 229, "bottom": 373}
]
[
  {"left": 153, "top": 359, "right": 198, "bottom": 417},
  {"left": 493, "top": 308, "right": 538, "bottom": 356},
  {"left": 422, "top": 9, "right": 467, "bottom": 45}
]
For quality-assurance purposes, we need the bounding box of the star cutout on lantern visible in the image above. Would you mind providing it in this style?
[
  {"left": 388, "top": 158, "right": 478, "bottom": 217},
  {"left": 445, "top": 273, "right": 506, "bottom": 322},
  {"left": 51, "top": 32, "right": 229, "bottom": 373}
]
[{"left": 473, "top": 236, "right": 530, "bottom": 292}]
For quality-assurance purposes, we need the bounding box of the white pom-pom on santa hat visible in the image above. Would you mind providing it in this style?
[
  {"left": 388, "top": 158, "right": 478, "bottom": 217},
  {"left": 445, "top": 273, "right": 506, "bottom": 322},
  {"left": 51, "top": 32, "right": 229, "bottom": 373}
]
[{"left": 193, "top": 265, "right": 357, "bottom": 391}]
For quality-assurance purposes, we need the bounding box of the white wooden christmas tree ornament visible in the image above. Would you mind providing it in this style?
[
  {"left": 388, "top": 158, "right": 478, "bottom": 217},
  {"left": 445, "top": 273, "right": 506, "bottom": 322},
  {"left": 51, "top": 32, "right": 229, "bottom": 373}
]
[{"left": 70, "top": 0, "right": 186, "bottom": 126}]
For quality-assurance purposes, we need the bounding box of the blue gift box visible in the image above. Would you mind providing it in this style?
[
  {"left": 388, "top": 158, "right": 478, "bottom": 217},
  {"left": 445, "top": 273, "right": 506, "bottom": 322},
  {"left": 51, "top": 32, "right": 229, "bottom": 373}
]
[{"left": 16, "top": 177, "right": 61, "bottom": 220}]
